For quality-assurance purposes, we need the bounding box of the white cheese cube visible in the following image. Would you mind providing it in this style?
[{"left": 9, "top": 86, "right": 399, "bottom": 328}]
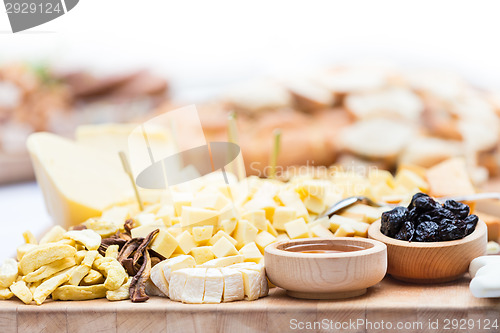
[
  {"left": 192, "top": 226, "right": 214, "bottom": 244},
  {"left": 238, "top": 268, "right": 261, "bottom": 300},
  {"left": 181, "top": 268, "right": 206, "bottom": 304},
  {"left": 303, "top": 196, "right": 326, "bottom": 214},
  {"left": 150, "top": 260, "right": 169, "bottom": 297},
  {"left": 181, "top": 207, "right": 219, "bottom": 228},
  {"left": 219, "top": 267, "right": 244, "bottom": 302},
  {"left": 190, "top": 246, "right": 215, "bottom": 265},
  {"left": 175, "top": 231, "right": 197, "bottom": 255},
  {"left": 220, "top": 218, "right": 237, "bottom": 235},
  {"left": 241, "top": 210, "right": 267, "bottom": 231},
  {"left": 169, "top": 268, "right": 190, "bottom": 301},
  {"left": 239, "top": 242, "right": 263, "bottom": 263},
  {"left": 230, "top": 263, "right": 268, "bottom": 297},
  {"left": 234, "top": 220, "right": 259, "bottom": 249},
  {"left": 272, "top": 207, "right": 297, "bottom": 231},
  {"left": 211, "top": 237, "right": 239, "bottom": 258},
  {"left": 310, "top": 224, "right": 335, "bottom": 239},
  {"left": 255, "top": 231, "right": 277, "bottom": 252},
  {"left": 284, "top": 218, "right": 309, "bottom": 239},
  {"left": 208, "top": 230, "right": 237, "bottom": 246},
  {"left": 203, "top": 268, "right": 223, "bottom": 303}
]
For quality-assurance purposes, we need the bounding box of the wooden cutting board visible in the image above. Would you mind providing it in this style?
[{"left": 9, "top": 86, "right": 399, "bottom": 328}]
[{"left": 0, "top": 276, "right": 498, "bottom": 333}]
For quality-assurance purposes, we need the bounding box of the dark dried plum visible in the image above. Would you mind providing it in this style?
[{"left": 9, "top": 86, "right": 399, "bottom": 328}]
[
  {"left": 395, "top": 221, "right": 415, "bottom": 241},
  {"left": 464, "top": 214, "right": 479, "bottom": 236},
  {"left": 380, "top": 207, "right": 408, "bottom": 237},
  {"left": 413, "top": 195, "right": 441, "bottom": 212},
  {"left": 443, "top": 200, "right": 470, "bottom": 219},
  {"left": 438, "top": 219, "right": 466, "bottom": 241},
  {"left": 429, "top": 208, "right": 458, "bottom": 222},
  {"left": 408, "top": 193, "right": 430, "bottom": 209},
  {"left": 415, "top": 221, "right": 440, "bottom": 242}
]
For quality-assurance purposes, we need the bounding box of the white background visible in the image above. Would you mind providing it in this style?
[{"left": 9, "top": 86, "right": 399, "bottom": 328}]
[{"left": 1, "top": 0, "right": 500, "bottom": 259}]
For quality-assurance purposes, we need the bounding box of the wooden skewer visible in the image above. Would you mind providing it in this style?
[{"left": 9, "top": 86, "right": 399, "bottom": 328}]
[
  {"left": 269, "top": 129, "right": 281, "bottom": 180},
  {"left": 119, "top": 151, "right": 144, "bottom": 211},
  {"left": 227, "top": 111, "right": 246, "bottom": 181}
]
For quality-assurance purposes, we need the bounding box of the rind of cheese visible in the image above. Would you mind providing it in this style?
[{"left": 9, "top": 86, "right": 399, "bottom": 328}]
[
  {"left": 145, "top": 279, "right": 165, "bottom": 297},
  {"left": 150, "top": 261, "right": 169, "bottom": 297},
  {"left": 199, "top": 255, "right": 244, "bottom": 268},
  {"left": 219, "top": 267, "right": 244, "bottom": 302},
  {"left": 203, "top": 268, "right": 223, "bottom": 303},
  {"left": 181, "top": 268, "right": 206, "bottom": 304},
  {"left": 27, "top": 132, "right": 132, "bottom": 228},
  {"left": 229, "top": 263, "right": 268, "bottom": 297},
  {"left": 238, "top": 268, "right": 261, "bottom": 301},
  {"left": 169, "top": 268, "right": 190, "bottom": 302},
  {"left": 162, "top": 255, "right": 197, "bottom": 285}
]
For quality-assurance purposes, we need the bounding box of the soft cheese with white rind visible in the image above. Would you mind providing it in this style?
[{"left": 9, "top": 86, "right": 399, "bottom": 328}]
[
  {"left": 169, "top": 268, "right": 190, "bottom": 302},
  {"left": 199, "top": 255, "right": 243, "bottom": 268},
  {"left": 469, "top": 256, "right": 500, "bottom": 278},
  {"left": 238, "top": 268, "right": 261, "bottom": 301},
  {"left": 470, "top": 272, "right": 500, "bottom": 298},
  {"left": 203, "top": 268, "right": 223, "bottom": 303},
  {"left": 150, "top": 261, "right": 169, "bottom": 297},
  {"left": 230, "top": 263, "right": 268, "bottom": 297},
  {"left": 162, "top": 255, "right": 196, "bottom": 287},
  {"left": 219, "top": 267, "right": 244, "bottom": 302},
  {"left": 181, "top": 268, "right": 206, "bottom": 304},
  {"left": 27, "top": 132, "right": 132, "bottom": 228}
]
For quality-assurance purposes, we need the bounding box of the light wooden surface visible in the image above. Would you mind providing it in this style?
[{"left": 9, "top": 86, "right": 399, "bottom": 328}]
[
  {"left": 0, "top": 276, "right": 498, "bottom": 333},
  {"left": 265, "top": 238, "right": 387, "bottom": 299},
  {"left": 368, "top": 220, "right": 488, "bottom": 284}
]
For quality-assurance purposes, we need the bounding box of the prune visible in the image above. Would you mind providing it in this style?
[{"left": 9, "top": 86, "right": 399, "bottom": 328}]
[
  {"left": 443, "top": 200, "right": 470, "bottom": 219},
  {"left": 415, "top": 221, "right": 440, "bottom": 242},
  {"left": 413, "top": 195, "right": 441, "bottom": 212},
  {"left": 408, "top": 193, "right": 430, "bottom": 209},
  {"left": 464, "top": 214, "right": 479, "bottom": 236},
  {"left": 429, "top": 208, "right": 458, "bottom": 222},
  {"left": 395, "top": 221, "right": 415, "bottom": 241},
  {"left": 407, "top": 207, "right": 419, "bottom": 223},
  {"left": 438, "top": 219, "right": 466, "bottom": 241},
  {"left": 380, "top": 207, "right": 408, "bottom": 237}
]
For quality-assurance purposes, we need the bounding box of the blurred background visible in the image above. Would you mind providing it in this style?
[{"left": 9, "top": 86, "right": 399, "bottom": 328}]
[{"left": 2, "top": 0, "right": 500, "bottom": 255}]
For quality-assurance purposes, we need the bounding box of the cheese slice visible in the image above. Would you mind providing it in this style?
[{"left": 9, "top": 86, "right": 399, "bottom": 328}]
[
  {"left": 150, "top": 261, "right": 169, "bottom": 297},
  {"left": 203, "top": 268, "right": 223, "bottom": 303},
  {"left": 199, "top": 255, "right": 244, "bottom": 268},
  {"left": 219, "top": 267, "right": 244, "bottom": 302},
  {"left": 162, "top": 255, "right": 196, "bottom": 285},
  {"left": 229, "top": 263, "right": 268, "bottom": 297},
  {"left": 27, "top": 132, "right": 132, "bottom": 228},
  {"left": 168, "top": 268, "right": 190, "bottom": 302},
  {"left": 181, "top": 268, "right": 206, "bottom": 304},
  {"left": 238, "top": 268, "right": 261, "bottom": 301}
]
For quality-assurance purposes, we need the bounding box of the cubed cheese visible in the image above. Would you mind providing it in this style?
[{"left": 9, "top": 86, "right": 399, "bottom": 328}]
[
  {"left": 192, "top": 226, "right": 214, "bottom": 244},
  {"left": 276, "top": 189, "right": 309, "bottom": 220},
  {"left": 175, "top": 231, "right": 197, "bottom": 255},
  {"left": 208, "top": 230, "right": 237, "bottom": 246},
  {"left": 156, "top": 205, "right": 174, "bottom": 227},
  {"left": 340, "top": 204, "right": 381, "bottom": 223},
  {"left": 169, "top": 268, "right": 189, "bottom": 301},
  {"left": 303, "top": 196, "right": 326, "bottom": 215},
  {"left": 150, "top": 260, "right": 169, "bottom": 297},
  {"left": 150, "top": 230, "right": 178, "bottom": 258},
  {"left": 310, "top": 224, "right": 335, "bottom": 239},
  {"left": 131, "top": 224, "right": 162, "bottom": 239},
  {"left": 220, "top": 218, "right": 237, "bottom": 235},
  {"left": 239, "top": 242, "right": 263, "bottom": 263},
  {"left": 243, "top": 198, "right": 276, "bottom": 221},
  {"left": 162, "top": 255, "right": 196, "bottom": 284},
  {"left": 255, "top": 231, "right": 277, "bottom": 252},
  {"left": 135, "top": 213, "right": 156, "bottom": 226},
  {"left": 265, "top": 220, "right": 278, "bottom": 237},
  {"left": 203, "top": 268, "right": 223, "bottom": 303},
  {"left": 241, "top": 210, "right": 267, "bottom": 231},
  {"left": 275, "top": 233, "right": 290, "bottom": 242},
  {"left": 272, "top": 207, "right": 297, "bottom": 231},
  {"left": 190, "top": 246, "right": 215, "bottom": 265},
  {"left": 192, "top": 192, "right": 230, "bottom": 211},
  {"left": 230, "top": 263, "right": 268, "bottom": 297},
  {"left": 333, "top": 224, "right": 355, "bottom": 237},
  {"left": 181, "top": 207, "right": 219, "bottom": 228},
  {"left": 234, "top": 220, "right": 259, "bottom": 249},
  {"left": 211, "top": 237, "right": 239, "bottom": 258},
  {"left": 284, "top": 218, "right": 309, "bottom": 239},
  {"left": 395, "top": 169, "right": 429, "bottom": 192},
  {"left": 101, "top": 206, "right": 131, "bottom": 227},
  {"left": 238, "top": 268, "right": 261, "bottom": 300},
  {"left": 172, "top": 192, "right": 194, "bottom": 217}
]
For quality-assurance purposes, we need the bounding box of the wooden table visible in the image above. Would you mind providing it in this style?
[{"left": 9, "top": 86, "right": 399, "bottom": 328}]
[{"left": 0, "top": 276, "right": 498, "bottom": 333}]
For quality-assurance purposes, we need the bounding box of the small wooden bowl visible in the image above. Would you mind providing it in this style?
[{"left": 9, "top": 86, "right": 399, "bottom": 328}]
[
  {"left": 368, "top": 220, "right": 487, "bottom": 283},
  {"left": 264, "top": 238, "right": 387, "bottom": 300}
]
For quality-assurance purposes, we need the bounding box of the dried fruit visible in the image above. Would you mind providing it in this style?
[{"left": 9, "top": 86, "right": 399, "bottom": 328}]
[
  {"left": 381, "top": 207, "right": 408, "bottom": 237},
  {"left": 443, "top": 200, "right": 470, "bottom": 219},
  {"left": 464, "top": 214, "right": 479, "bottom": 236},
  {"left": 395, "top": 221, "right": 415, "bottom": 241},
  {"left": 415, "top": 221, "right": 440, "bottom": 242}
]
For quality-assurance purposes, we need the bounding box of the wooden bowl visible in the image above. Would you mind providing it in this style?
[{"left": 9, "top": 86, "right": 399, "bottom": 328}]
[
  {"left": 368, "top": 220, "right": 487, "bottom": 283},
  {"left": 264, "top": 238, "right": 387, "bottom": 300}
]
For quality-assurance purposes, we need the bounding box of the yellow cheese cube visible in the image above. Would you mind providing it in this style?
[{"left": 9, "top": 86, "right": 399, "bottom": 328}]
[
  {"left": 310, "top": 224, "right": 335, "bottom": 239},
  {"left": 211, "top": 237, "right": 239, "bottom": 258},
  {"left": 143, "top": 203, "right": 161, "bottom": 214},
  {"left": 243, "top": 197, "right": 276, "bottom": 221},
  {"left": 303, "top": 196, "right": 325, "bottom": 215},
  {"left": 272, "top": 207, "right": 297, "bottom": 231},
  {"left": 339, "top": 204, "right": 381, "bottom": 223},
  {"left": 192, "top": 192, "right": 230, "bottom": 211},
  {"left": 284, "top": 218, "right": 309, "bottom": 239},
  {"left": 395, "top": 169, "right": 429, "bottom": 192},
  {"left": 220, "top": 218, "right": 237, "bottom": 235},
  {"left": 131, "top": 224, "right": 162, "bottom": 239},
  {"left": 368, "top": 169, "right": 395, "bottom": 188},
  {"left": 329, "top": 215, "right": 370, "bottom": 237},
  {"left": 295, "top": 180, "right": 328, "bottom": 200},
  {"left": 173, "top": 192, "right": 193, "bottom": 217},
  {"left": 156, "top": 205, "right": 174, "bottom": 227},
  {"left": 150, "top": 230, "right": 178, "bottom": 258},
  {"left": 255, "top": 231, "right": 277, "bottom": 252},
  {"left": 397, "top": 163, "right": 427, "bottom": 179},
  {"left": 180, "top": 207, "right": 219, "bottom": 228},
  {"left": 175, "top": 231, "right": 197, "bottom": 254},
  {"left": 329, "top": 215, "right": 357, "bottom": 232},
  {"left": 265, "top": 220, "right": 278, "bottom": 237},
  {"left": 276, "top": 233, "right": 290, "bottom": 242},
  {"left": 369, "top": 183, "right": 394, "bottom": 201},
  {"left": 167, "top": 227, "right": 183, "bottom": 237},
  {"left": 333, "top": 224, "right": 355, "bottom": 237},
  {"left": 239, "top": 242, "right": 263, "bottom": 263},
  {"left": 218, "top": 204, "right": 240, "bottom": 224},
  {"left": 190, "top": 246, "right": 215, "bottom": 265},
  {"left": 135, "top": 213, "right": 156, "bottom": 226},
  {"left": 308, "top": 216, "right": 330, "bottom": 229},
  {"left": 208, "top": 231, "right": 237, "bottom": 246},
  {"left": 101, "top": 206, "right": 131, "bottom": 227},
  {"left": 241, "top": 210, "right": 267, "bottom": 231},
  {"left": 233, "top": 220, "right": 259, "bottom": 249},
  {"left": 192, "top": 226, "right": 214, "bottom": 244},
  {"left": 276, "top": 190, "right": 309, "bottom": 220}
]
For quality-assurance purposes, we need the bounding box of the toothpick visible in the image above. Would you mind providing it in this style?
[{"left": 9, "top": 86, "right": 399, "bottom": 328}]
[
  {"left": 227, "top": 111, "right": 246, "bottom": 181},
  {"left": 119, "top": 151, "right": 144, "bottom": 211},
  {"left": 269, "top": 129, "right": 281, "bottom": 180}
]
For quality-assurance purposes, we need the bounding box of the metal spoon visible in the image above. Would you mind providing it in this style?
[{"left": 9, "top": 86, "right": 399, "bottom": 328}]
[{"left": 317, "top": 192, "right": 500, "bottom": 220}]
